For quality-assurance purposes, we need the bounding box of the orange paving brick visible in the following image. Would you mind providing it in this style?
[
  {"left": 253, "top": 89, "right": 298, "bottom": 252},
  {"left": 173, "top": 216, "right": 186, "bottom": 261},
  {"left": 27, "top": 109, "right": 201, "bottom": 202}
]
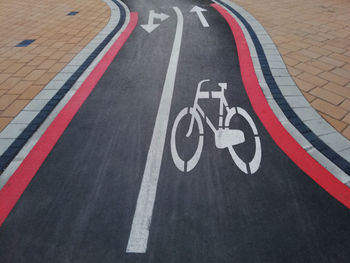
[{"left": 19, "top": 85, "right": 45, "bottom": 100}]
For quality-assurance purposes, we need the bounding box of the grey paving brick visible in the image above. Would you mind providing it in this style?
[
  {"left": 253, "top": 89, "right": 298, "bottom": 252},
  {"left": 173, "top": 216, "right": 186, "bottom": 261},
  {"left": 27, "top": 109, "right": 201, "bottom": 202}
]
[
  {"left": 35, "top": 89, "right": 57, "bottom": 100},
  {"left": 307, "top": 148, "right": 350, "bottom": 183},
  {"left": 274, "top": 77, "right": 295, "bottom": 86},
  {"left": 0, "top": 124, "right": 27, "bottom": 139},
  {"left": 304, "top": 119, "right": 335, "bottom": 136},
  {"left": 286, "top": 96, "right": 310, "bottom": 108},
  {"left": 12, "top": 111, "right": 39, "bottom": 124},
  {"left": 24, "top": 100, "right": 50, "bottom": 111},
  {"left": 279, "top": 85, "right": 303, "bottom": 96},
  {"left": 294, "top": 107, "right": 320, "bottom": 121},
  {"left": 271, "top": 68, "right": 290, "bottom": 77},
  {"left": 339, "top": 148, "right": 350, "bottom": 162},
  {"left": 320, "top": 133, "right": 350, "bottom": 152},
  {"left": 0, "top": 139, "right": 14, "bottom": 156}
]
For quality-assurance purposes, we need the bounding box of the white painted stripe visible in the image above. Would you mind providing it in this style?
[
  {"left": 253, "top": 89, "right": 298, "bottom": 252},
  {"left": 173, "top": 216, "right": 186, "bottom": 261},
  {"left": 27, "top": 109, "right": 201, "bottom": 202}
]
[{"left": 126, "top": 7, "right": 184, "bottom": 254}]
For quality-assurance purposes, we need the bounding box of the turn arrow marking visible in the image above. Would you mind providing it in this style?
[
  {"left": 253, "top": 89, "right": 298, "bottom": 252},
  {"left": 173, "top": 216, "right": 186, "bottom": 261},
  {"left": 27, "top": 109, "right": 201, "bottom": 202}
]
[
  {"left": 141, "top": 10, "right": 169, "bottom": 33},
  {"left": 190, "top": 6, "right": 209, "bottom": 27}
]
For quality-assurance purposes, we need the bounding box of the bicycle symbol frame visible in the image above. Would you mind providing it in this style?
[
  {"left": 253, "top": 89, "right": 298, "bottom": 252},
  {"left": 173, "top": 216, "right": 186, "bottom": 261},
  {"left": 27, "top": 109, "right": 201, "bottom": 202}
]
[{"left": 170, "top": 79, "right": 261, "bottom": 174}]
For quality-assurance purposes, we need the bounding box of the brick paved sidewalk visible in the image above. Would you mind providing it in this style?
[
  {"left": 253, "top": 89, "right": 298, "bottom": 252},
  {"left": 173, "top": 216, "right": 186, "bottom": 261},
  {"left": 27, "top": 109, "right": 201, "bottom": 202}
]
[
  {"left": 0, "top": 0, "right": 110, "bottom": 132},
  {"left": 233, "top": 0, "right": 350, "bottom": 139}
]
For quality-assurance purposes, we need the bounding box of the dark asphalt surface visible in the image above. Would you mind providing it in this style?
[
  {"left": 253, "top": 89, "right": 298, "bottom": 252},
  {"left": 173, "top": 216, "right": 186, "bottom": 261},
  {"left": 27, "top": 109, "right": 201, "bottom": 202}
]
[{"left": 0, "top": 0, "right": 350, "bottom": 262}]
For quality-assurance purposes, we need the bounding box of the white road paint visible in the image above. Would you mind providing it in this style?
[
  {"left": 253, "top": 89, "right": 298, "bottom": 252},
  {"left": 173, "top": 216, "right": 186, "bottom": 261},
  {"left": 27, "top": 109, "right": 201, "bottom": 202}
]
[
  {"left": 190, "top": 6, "right": 209, "bottom": 27},
  {"left": 126, "top": 7, "right": 183, "bottom": 253},
  {"left": 141, "top": 10, "right": 169, "bottom": 33},
  {"left": 170, "top": 81, "right": 262, "bottom": 174}
]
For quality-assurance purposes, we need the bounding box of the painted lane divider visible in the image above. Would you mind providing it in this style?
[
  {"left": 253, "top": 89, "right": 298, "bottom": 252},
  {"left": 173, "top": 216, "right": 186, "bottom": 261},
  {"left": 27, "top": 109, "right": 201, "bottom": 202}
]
[
  {"left": 126, "top": 6, "right": 184, "bottom": 254},
  {"left": 0, "top": 13, "right": 139, "bottom": 227},
  {"left": 190, "top": 6, "right": 209, "bottom": 27},
  {"left": 141, "top": 10, "right": 169, "bottom": 33}
]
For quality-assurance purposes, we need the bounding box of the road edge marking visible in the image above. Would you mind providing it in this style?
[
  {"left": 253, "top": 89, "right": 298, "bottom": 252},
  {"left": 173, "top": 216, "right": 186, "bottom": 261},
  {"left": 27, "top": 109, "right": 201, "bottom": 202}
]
[
  {"left": 211, "top": 3, "right": 350, "bottom": 208},
  {"left": 0, "top": 12, "right": 139, "bottom": 227}
]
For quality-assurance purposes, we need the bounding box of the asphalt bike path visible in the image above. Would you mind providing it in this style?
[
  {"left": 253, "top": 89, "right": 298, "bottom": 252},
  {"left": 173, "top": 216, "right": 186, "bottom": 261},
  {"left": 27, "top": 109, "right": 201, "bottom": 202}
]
[{"left": 0, "top": 0, "right": 349, "bottom": 262}]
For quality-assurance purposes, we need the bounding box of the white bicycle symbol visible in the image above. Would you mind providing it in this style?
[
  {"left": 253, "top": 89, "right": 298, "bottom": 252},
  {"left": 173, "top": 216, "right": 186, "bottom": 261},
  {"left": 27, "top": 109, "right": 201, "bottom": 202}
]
[{"left": 170, "top": 80, "right": 262, "bottom": 174}]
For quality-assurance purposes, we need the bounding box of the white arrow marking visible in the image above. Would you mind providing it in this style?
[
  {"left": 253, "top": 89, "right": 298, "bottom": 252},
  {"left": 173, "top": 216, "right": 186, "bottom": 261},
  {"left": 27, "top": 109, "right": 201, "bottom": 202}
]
[
  {"left": 141, "top": 10, "right": 169, "bottom": 33},
  {"left": 190, "top": 6, "right": 209, "bottom": 27}
]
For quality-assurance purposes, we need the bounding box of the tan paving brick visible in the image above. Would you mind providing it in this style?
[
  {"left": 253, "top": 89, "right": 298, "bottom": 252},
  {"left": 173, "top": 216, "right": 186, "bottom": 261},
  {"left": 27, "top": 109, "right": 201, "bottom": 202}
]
[
  {"left": 35, "top": 72, "right": 57, "bottom": 85},
  {"left": 0, "top": 117, "right": 11, "bottom": 132},
  {"left": 3, "top": 63, "right": 24, "bottom": 74},
  {"left": 294, "top": 78, "right": 316, "bottom": 92},
  {"left": 13, "top": 66, "right": 37, "bottom": 77},
  {"left": 298, "top": 72, "right": 328, "bottom": 86},
  {"left": 308, "top": 60, "right": 335, "bottom": 71},
  {"left": 7, "top": 81, "right": 33, "bottom": 95},
  {"left": 312, "top": 99, "right": 347, "bottom": 120},
  {"left": 340, "top": 100, "right": 350, "bottom": 111},
  {"left": 294, "top": 63, "right": 322, "bottom": 75},
  {"left": 283, "top": 56, "right": 300, "bottom": 67},
  {"left": 319, "top": 56, "right": 345, "bottom": 67},
  {"left": 19, "top": 85, "right": 45, "bottom": 100},
  {"left": 24, "top": 70, "right": 47, "bottom": 81},
  {"left": 343, "top": 113, "right": 350, "bottom": 125},
  {"left": 318, "top": 71, "right": 349, "bottom": 86},
  {"left": 1, "top": 99, "right": 29, "bottom": 117},
  {"left": 302, "top": 91, "right": 316, "bottom": 103},
  {"left": 332, "top": 68, "right": 350, "bottom": 80},
  {"left": 320, "top": 113, "right": 347, "bottom": 133},
  {"left": 0, "top": 74, "right": 11, "bottom": 85},
  {"left": 0, "top": 77, "right": 21, "bottom": 90},
  {"left": 342, "top": 126, "right": 350, "bottom": 140},
  {"left": 0, "top": 94, "right": 17, "bottom": 110},
  {"left": 310, "top": 88, "right": 345, "bottom": 105},
  {"left": 322, "top": 82, "right": 350, "bottom": 99}
]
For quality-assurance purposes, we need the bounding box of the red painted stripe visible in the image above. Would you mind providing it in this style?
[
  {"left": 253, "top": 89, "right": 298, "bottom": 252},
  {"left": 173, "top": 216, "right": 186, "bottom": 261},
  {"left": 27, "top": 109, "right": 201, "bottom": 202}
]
[
  {"left": 0, "top": 13, "right": 139, "bottom": 226},
  {"left": 211, "top": 3, "right": 350, "bottom": 208}
]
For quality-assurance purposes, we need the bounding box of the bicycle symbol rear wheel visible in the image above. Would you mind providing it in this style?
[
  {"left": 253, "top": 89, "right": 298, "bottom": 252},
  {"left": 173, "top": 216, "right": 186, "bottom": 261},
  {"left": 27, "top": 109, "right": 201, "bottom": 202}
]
[{"left": 170, "top": 107, "right": 204, "bottom": 172}]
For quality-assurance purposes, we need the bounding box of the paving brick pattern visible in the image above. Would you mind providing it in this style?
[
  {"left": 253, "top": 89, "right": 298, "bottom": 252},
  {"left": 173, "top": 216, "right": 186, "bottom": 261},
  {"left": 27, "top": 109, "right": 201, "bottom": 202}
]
[
  {"left": 233, "top": 0, "right": 350, "bottom": 139},
  {"left": 0, "top": 0, "right": 110, "bottom": 132}
]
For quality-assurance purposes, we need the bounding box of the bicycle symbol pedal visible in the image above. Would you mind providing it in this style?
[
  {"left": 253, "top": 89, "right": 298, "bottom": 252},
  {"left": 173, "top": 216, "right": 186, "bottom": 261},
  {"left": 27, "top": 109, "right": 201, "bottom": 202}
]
[{"left": 170, "top": 80, "right": 262, "bottom": 174}]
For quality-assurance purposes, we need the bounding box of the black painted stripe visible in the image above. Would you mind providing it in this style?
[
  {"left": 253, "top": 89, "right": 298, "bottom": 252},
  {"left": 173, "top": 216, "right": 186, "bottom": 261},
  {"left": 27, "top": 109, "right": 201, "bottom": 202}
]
[
  {"left": 215, "top": 0, "right": 350, "bottom": 175},
  {"left": 0, "top": 0, "right": 127, "bottom": 172}
]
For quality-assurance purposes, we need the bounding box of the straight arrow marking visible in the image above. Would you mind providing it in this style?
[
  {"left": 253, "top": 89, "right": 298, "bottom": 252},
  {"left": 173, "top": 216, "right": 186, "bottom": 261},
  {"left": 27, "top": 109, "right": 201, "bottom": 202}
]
[{"left": 190, "top": 6, "right": 209, "bottom": 27}]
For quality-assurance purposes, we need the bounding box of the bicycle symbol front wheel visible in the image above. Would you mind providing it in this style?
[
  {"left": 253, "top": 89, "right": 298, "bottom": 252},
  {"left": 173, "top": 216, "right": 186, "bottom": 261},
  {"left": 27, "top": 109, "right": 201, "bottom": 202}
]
[
  {"left": 225, "top": 107, "right": 262, "bottom": 174},
  {"left": 171, "top": 107, "right": 204, "bottom": 172}
]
